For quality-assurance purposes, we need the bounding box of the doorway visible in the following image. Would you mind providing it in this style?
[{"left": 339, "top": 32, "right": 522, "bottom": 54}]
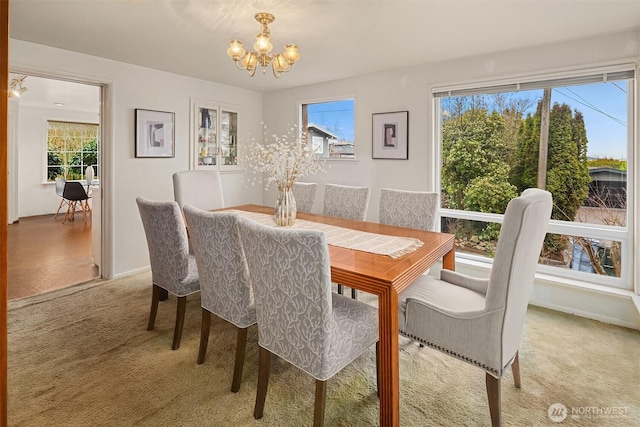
[{"left": 7, "top": 74, "right": 102, "bottom": 300}]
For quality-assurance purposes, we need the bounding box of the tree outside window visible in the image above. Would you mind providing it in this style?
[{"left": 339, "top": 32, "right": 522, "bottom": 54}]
[{"left": 47, "top": 121, "right": 99, "bottom": 182}]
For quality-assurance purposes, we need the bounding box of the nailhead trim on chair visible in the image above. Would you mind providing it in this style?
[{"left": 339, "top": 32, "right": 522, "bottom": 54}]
[{"left": 400, "top": 330, "right": 501, "bottom": 376}]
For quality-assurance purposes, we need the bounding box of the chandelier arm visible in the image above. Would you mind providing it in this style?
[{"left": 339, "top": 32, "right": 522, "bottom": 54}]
[
  {"left": 271, "top": 64, "right": 282, "bottom": 79},
  {"left": 234, "top": 60, "right": 248, "bottom": 71}
]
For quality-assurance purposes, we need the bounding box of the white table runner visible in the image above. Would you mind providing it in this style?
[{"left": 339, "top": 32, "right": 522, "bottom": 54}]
[{"left": 233, "top": 210, "right": 423, "bottom": 259}]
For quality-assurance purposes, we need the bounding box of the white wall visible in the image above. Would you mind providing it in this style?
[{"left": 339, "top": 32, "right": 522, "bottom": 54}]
[
  {"left": 10, "top": 39, "right": 264, "bottom": 278},
  {"left": 15, "top": 103, "right": 98, "bottom": 217},
  {"left": 263, "top": 30, "right": 640, "bottom": 328}
]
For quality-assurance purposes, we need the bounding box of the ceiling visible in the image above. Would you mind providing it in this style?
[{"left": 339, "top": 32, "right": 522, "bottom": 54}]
[{"left": 8, "top": 0, "right": 640, "bottom": 93}]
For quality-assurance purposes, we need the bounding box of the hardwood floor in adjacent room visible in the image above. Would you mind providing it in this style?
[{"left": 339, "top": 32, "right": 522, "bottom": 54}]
[{"left": 8, "top": 214, "right": 99, "bottom": 300}]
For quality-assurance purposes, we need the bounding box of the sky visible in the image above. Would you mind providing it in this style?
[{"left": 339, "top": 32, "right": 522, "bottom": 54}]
[
  {"left": 306, "top": 81, "right": 629, "bottom": 159},
  {"left": 551, "top": 81, "right": 628, "bottom": 159}
]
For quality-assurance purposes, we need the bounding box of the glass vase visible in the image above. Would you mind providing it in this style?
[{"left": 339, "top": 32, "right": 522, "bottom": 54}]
[{"left": 275, "top": 186, "right": 297, "bottom": 226}]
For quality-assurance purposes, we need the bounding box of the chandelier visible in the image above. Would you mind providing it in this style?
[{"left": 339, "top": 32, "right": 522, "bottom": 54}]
[{"left": 226, "top": 12, "right": 300, "bottom": 78}]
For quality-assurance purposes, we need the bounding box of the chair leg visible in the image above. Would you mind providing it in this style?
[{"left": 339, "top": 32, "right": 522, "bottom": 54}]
[
  {"left": 54, "top": 198, "right": 66, "bottom": 219},
  {"left": 486, "top": 373, "right": 502, "bottom": 427},
  {"left": 337, "top": 284, "right": 343, "bottom": 295},
  {"left": 147, "top": 284, "right": 161, "bottom": 331},
  {"left": 231, "top": 327, "right": 249, "bottom": 393},
  {"left": 159, "top": 288, "right": 169, "bottom": 301},
  {"left": 171, "top": 296, "right": 187, "bottom": 350},
  {"left": 512, "top": 351, "right": 521, "bottom": 388},
  {"left": 313, "top": 379, "right": 327, "bottom": 427},
  {"left": 197, "top": 309, "right": 212, "bottom": 364},
  {"left": 254, "top": 347, "right": 271, "bottom": 420},
  {"left": 351, "top": 288, "right": 358, "bottom": 299},
  {"left": 62, "top": 201, "right": 74, "bottom": 224}
]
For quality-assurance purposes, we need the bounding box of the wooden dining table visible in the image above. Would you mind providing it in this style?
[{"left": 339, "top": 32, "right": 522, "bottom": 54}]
[{"left": 231, "top": 204, "right": 456, "bottom": 427}]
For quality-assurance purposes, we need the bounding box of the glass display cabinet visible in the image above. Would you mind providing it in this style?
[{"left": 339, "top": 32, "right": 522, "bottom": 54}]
[{"left": 191, "top": 98, "right": 240, "bottom": 171}]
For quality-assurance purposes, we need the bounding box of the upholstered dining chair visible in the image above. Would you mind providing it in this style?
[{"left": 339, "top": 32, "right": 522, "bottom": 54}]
[
  {"left": 173, "top": 170, "right": 225, "bottom": 211},
  {"left": 398, "top": 188, "right": 552, "bottom": 426},
  {"left": 182, "top": 205, "right": 256, "bottom": 392},
  {"left": 292, "top": 181, "right": 318, "bottom": 213},
  {"left": 54, "top": 177, "right": 68, "bottom": 220},
  {"left": 62, "top": 181, "right": 91, "bottom": 224},
  {"left": 136, "top": 197, "right": 200, "bottom": 350},
  {"left": 379, "top": 188, "right": 438, "bottom": 231},
  {"left": 239, "top": 218, "right": 379, "bottom": 427},
  {"left": 323, "top": 183, "right": 371, "bottom": 298}
]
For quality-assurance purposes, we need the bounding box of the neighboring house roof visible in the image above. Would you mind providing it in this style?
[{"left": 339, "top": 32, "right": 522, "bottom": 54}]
[
  {"left": 588, "top": 167, "right": 627, "bottom": 182},
  {"left": 308, "top": 123, "right": 339, "bottom": 139}
]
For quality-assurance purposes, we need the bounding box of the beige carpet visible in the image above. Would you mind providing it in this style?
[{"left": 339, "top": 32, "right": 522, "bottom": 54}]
[{"left": 8, "top": 272, "right": 640, "bottom": 426}]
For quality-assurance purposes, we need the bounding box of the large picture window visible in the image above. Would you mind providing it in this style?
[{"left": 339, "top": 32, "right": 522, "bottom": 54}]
[
  {"left": 300, "top": 98, "right": 355, "bottom": 159},
  {"left": 46, "top": 120, "right": 99, "bottom": 182},
  {"left": 435, "top": 66, "right": 635, "bottom": 288}
]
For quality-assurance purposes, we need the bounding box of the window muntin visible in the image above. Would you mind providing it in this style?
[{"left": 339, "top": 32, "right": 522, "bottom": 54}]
[
  {"left": 47, "top": 120, "right": 99, "bottom": 182},
  {"left": 300, "top": 99, "right": 355, "bottom": 159},
  {"left": 436, "top": 68, "right": 634, "bottom": 289}
]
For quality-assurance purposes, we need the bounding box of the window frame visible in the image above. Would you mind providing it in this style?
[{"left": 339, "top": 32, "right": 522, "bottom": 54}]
[
  {"left": 433, "top": 63, "right": 636, "bottom": 290},
  {"left": 45, "top": 119, "right": 100, "bottom": 183},
  {"left": 298, "top": 96, "right": 356, "bottom": 160}
]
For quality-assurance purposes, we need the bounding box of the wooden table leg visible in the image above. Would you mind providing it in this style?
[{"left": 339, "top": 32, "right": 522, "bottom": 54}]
[
  {"left": 442, "top": 247, "right": 455, "bottom": 271},
  {"left": 378, "top": 288, "right": 400, "bottom": 427}
]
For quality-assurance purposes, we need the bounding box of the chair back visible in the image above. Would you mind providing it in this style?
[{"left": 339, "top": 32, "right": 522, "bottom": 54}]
[
  {"left": 379, "top": 188, "right": 438, "bottom": 231},
  {"left": 173, "top": 170, "right": 225, "bottom": 211},
  {"left": 55, "top": 177, "right": 66, "bottom": 197},
  {"left": 86, "top": 166, "right": 95, "bottom": 186},
  {"left": 322, "top": 183, "right": 370, "bottom": 221},
  {"left": 62, "top": 181, "right": 89, "bottom": 202},
  {"left": 183, "top": 206, "right": 256, "bottom": 328},
  {"left": 136, "top": 197, "right": 194, "bottom": 293},
  {"left": 486, "top": 188, "right": 552, "bottom": 362},
  {"left": 239, "top": 218, "right": 335, "bottom": 379},
  {"left": 292, "top": 182, "right": 318, "bottom": 213}
]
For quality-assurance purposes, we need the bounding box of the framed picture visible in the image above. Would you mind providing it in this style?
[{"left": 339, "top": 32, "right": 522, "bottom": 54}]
[
  {"left": 135, "top": 109, "right": 175, "bottom": 158},
  {"left": 372, "top": 111, "right": 409, "bottom": 159}
]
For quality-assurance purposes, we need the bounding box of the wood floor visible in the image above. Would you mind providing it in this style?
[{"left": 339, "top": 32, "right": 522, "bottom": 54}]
[{"left": 7, "top": 213, "right": 98, "bottom": 300}]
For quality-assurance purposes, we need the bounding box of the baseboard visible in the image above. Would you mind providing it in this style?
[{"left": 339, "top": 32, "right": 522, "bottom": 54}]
[{"left": 111, "top": 266, "right": 150, "bottom": 280}]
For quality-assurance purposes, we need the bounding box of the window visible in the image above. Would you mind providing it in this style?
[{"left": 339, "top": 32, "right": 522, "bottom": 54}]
[
  {"left": 47, "top": 121, "right": 99, "bottom": 182},
  {"left": 300, "top": 99, "right": 355, "bottom": 159},
  {"left": 435, "top": 66, "right": 635, "bottom": 288}
]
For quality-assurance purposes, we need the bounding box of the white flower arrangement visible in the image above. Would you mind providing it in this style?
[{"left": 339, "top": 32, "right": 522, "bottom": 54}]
[{"left": 241, "top": 124, "right": 326, "bottom": 191}]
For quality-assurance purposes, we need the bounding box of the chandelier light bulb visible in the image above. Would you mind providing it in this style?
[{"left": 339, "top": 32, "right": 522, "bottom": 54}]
[
  {"left": 283, "top": 44, "right": 300, "bottom": 64},
  {"left": 226, "top": 40, "right": 246, "bottom": 60},
  {"left": 253, "top": 34, "right": 273, "bottom": 54}
]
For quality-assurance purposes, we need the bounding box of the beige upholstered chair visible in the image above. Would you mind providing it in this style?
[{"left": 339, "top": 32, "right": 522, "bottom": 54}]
[
  {"left": 379, "top": 188, "right": 438, "bottom": 231},
  {"left": 323, "top": 183, "right": 371, "bottom": 298},
  {"left": 172, "top": 170, "right": 225, "bottom": 211},
  {"left": 239, "top": 217, "right": 379, "bottom": 427},
  {"left": 292, "top": 181, "right": 318, "bottom": 213},
  {"left": 183, "top": 205, "right": 256, "bottom": 392},
  {"left": 136, "top": 197, "right": 200, "bottom": 350},
  {"left": 398, "top": 188, "right": 552, "bottom": 426}
]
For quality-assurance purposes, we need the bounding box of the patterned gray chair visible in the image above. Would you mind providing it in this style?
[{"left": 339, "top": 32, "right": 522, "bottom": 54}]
[
  {"left": 183, "top": 205, "right": 256, "bottom": 392},
  {"left": 136, "top": 197, "right": 200, "bottom": 350},
  {"left": 398, "top": 188, "right": 552, "bottom": 426},
  {"left": 379, "top": 188, "right": 438, "bottom": 231},
  {"left": 239, "top": 218, "right": 379, "bottom": 427},
  {"left": 173, "top": 170, "right": 225, "bottom": 211},
  {"left": 322, "top": 183, "right": 371, "bottom": 298},
  {"left": 292, "top": 181, "right": 318, "bottom": 213}
]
